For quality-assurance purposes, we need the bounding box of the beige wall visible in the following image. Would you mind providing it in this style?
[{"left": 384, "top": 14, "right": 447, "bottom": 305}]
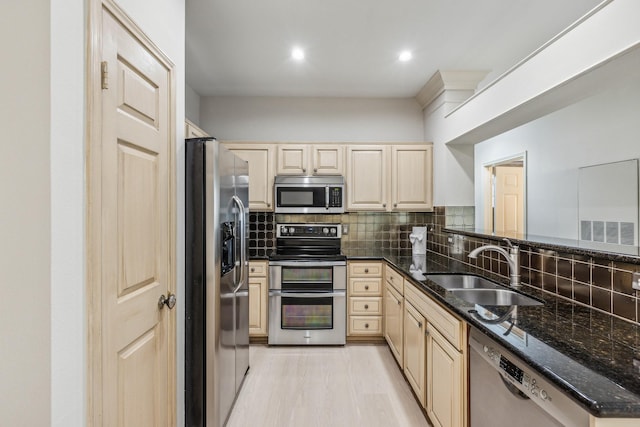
[{"left": 0, "top": 1, "right": 52, "bottom": 425}]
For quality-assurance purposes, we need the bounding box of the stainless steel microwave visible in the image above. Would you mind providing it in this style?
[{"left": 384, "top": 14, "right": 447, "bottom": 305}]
[{"left": 274, "top": 176, "right": 345, "bottom": 214}]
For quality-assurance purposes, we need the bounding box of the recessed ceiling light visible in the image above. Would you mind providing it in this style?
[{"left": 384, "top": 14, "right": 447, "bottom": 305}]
[
  {"left": 398, "top": 50, "right": 413, "bottom": 62},
  {"left": 291, "top": 47, "right": 305, "bottom": 61}
]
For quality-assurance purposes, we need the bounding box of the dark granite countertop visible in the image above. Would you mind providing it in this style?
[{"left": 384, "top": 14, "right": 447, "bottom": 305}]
[{"left": 345, "top": 250, "right": 640, "bottom": 418}]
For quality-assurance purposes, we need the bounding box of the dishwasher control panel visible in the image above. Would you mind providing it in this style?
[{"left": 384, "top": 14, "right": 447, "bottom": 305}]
[{"left": 470, "top": 328, "right": 589, "bottom": 427}]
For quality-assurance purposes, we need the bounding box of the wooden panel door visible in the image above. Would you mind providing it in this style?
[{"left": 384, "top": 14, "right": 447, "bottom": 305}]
[
  {"left": 97, "top": 7, "right": 174, "bottom": 426},
  {"left": 384, "top": 282, "right": 404, "bottom": 367},
  {"left": 346, "top": 145, "right": 388, "bottom": 210},
  {"left": 391, "top": 145, "right": 433, "bottom": 211},
  {"left": 404, "top": 301, "right": 426, "bottom": 408},
  {"left": 312, "top": 144, "right": 344, "bottom": 175},
  {"left": 248, "top": 276, "right": 268, "bottom": 336},
  {"left": 494, "top": 165, "right": 524, "bottom": 234},
  {"left": 276, "top": 144, "right": 308, "bottom": 175},
  {"left": 427, "top": 326, "right": 463, "bottom": 427},
  {"left": 225, "top": 143, "right": 275, "bottom": 211}
]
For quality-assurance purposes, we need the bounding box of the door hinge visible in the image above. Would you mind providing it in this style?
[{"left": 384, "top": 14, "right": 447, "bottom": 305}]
[{"left": 101, "top": 61, "right": 109, "bottom": 90}]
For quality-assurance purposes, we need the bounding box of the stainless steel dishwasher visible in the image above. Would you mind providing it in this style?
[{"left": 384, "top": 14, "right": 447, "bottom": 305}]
[{"left": 469, "top": 327, "right": 589, "bottom": 427}]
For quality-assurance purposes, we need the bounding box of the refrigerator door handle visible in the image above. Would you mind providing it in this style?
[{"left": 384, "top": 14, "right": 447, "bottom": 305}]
[{"left": 232, "top": 195, "right": 247, "bottom": 293}]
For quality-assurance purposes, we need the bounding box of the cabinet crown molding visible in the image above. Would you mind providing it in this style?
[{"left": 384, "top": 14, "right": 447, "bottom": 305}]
[{"left": 416, "top": 70, "right": 489, "bottom": 110}]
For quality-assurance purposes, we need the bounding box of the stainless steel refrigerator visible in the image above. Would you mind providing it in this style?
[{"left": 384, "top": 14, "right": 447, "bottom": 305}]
[{"left": 185, "top": 137, "right": 250, "bottom": 427}]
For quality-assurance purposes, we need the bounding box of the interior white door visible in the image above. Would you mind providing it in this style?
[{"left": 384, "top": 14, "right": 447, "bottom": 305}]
[
  {"left": 494, "top": 166, "right": 524, "bottom": 235},
  {"left": 99, "top": 6, "right": 174, "bottom": 426}
]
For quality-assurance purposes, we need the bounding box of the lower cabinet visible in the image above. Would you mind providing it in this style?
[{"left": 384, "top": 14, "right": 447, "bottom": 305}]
[
  {"left": 348, "top": 261, "right": 383, "bottom": 337},
  {"left": 427, "top": 325, "right": 463, "bottom": 427},
  {"left": 384, "top": 281, "right": 404, "bottom": 367},
  {"left": 403, "top": 300, "right": 427, "bottom": 407},
  {"left": 248, "top": 261, "right": 268, "bottom": 337}
]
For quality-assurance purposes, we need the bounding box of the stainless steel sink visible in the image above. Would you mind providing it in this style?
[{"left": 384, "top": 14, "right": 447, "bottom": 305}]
[
  {"left": 448, "top": 288, "right": 543, "bottom": 306},
  {"left": 425, "top": 274, "right": 501, "bottom": 290}
]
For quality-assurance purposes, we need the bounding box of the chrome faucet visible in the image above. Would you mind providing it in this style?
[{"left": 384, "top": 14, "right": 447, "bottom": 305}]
[{"left": 468, "top": 238, "right": 521, "bottom": 289}]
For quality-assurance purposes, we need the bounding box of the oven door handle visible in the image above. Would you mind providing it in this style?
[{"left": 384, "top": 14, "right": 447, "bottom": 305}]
[{"left": 269, "top": 290, "right": 346, "bottom": 298}]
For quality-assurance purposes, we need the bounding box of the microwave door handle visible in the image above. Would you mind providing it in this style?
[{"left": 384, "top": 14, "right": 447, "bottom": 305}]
[{"left": 325, "top": 186, "right": 329, "bottom": 210}]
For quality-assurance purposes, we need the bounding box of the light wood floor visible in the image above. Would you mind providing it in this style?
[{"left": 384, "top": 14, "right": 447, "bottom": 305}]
[{"left": 227, "top": 344, "right": 430, "bottom": 427}]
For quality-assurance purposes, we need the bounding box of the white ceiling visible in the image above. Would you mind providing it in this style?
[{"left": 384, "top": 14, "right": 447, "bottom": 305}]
[{"left": 186, "top": 0, "right": 602, "bottom": 98}]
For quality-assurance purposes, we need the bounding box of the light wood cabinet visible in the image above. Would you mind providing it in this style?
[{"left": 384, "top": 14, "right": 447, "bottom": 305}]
[
  {"left": 391, "top": 145, "right": 433, "bottom": 211},
  {"left": 347, "top": 143, "right": 433, "bottom": 212},
  {"left": 427, "top": 325, "right": 463, "bottom": 427},
  {"left": 346, "top": 145, "right": 389, "bottom": 211},
  {"left": 348, "top": 261, "right": 383, "bottom": 337},
  {"left": 403, "top": 278, "right": 467, "bottom": 427},
  {"left": 384, "top": 281, "right": 404, "bottom": 367},
  {"left": 185, "top": 119, "right": 209, "bottom": 138},
  {"left": 276, "top": 143, "right": 344, "bottom": 176},
  {"left": 403, "top": 300, "right": 427, "bottom": 407},
  {"left": 224, "top": 143, "right": 275, "bottom": 211},
  {"left": 248, "top": 261, "right": 268, "bottom": 337}
]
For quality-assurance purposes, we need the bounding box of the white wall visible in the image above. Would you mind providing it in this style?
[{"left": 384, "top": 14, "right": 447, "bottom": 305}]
[
  {"left": 1, "top": 1, "right": 51, "bottom": 426},
  {"left": 423, "top": 92, "right": 475, "bottom": 206},
  {"left": 185, "top": 84, "right": 201, "bottom": 124},
  {"left": 51, "top": 0, "right": 85, "bottom": 425},
  {"left": 200, "top": 96, "right": 424, "bottom": 142},
  {"left": 475, "top": 78, "right": 640, "bottom": 239}
]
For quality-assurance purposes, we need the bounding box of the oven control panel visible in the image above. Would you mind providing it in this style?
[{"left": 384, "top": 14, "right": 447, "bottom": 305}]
[{"left": 277, "top": 223, "right": 341, "bottom": 238}]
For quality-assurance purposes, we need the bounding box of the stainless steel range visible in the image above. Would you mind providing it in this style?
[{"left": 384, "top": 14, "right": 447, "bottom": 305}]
[{"left": 268, "top": 224, "right": 346, "bottom": 345}]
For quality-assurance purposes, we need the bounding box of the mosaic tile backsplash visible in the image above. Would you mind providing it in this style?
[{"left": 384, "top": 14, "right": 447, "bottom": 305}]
[
  {"left": 249, "top": 211, "right": 434, "bottom": 258},
  {"left": 427, "top": 211, "right": 640, "bottom": 325}
]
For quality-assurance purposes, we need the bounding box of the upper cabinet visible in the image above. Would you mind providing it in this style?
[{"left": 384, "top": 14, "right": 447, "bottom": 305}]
[
  {"left": 347, "top": 143, "right": 433, "bottom": 212},
  {"left": 276, "top": 144, "right": 344, "bottom": 176},
  {"left": 222, "top": 141, "right": 432, "bottom": 212},
  {"left": 185, "top": 119, "right": 209, "bottom": 138},
  {"left": 224, "top": 143, "right": 275, "bottom": 211},
  {"left": 346, "top": 145, "right": 389, "bottom": 211},
  {"left": 391, "top": 145, "right": 433, "bottom": 211}
]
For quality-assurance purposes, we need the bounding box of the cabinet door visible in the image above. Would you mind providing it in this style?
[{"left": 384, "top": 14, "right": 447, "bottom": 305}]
[
  {"left": 384, "top": 282, "right": 404, "bottom": 368},
  {"left": 346, "top": 145, "right": 389, "bottom": 211},
  {"left": 225, "top": 143, "right": 275, "bottom": 211},
  {"left": 391, "top": 144, "right": 433, "bottom": 211},
  {"left": 276, "top": 144, "right": 308, "bottom": 175},
  {"left": 403, "top": 301, "right": 426, "bottom": 407},
  {"left": 427, "top": 325, "right": 463, "bottom": 427},
  {"left": 248, "top": 276, "right": 268, "bottom": 336},
  {"left": 312, "top": 145, "right": 344, "bottom": 175}
]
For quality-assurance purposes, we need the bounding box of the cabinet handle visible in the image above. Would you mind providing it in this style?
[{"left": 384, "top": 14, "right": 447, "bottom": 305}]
[
  {"left": 250, "top": 267, "right": 255, "bottom": 273},
  {"left": 397, "top": 300, "right": 401, "bottom": 306},
  {"left": 364, "top": 285, "right": 369, "bottom": 290},
  {"left": 383, "top": 203, "right": 386, "bottom": 208},
  {"left": 394, "top": 203, "right": 397, "bottom": 207},
  {"left": 364, "top": 304, "right": 369, "bottom": 310},
  {"left": 364, "top": 268, "right": 369, "bottom": 273},
  {"left": 418, "top": 321, "right": 423, "bottom": 329},
  {"left": 365, "top": 323, "right": 369, "bottom": 329},
  {"left": 425, "top": 330, "right": 430, "bottom": 337},
  {"left": 314, "top": 168, "right": 318, "bottom": 173},
  {"left": 303, "top": 168, "right": 306, "bottom": 173},
  {"left": 267, "top": 203, "right": 271, "bottom": 207}
]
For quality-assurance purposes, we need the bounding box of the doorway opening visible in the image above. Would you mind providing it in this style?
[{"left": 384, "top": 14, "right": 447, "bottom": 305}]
[{"left": 482, "top": 152, "right": 527, "bottom": 236}]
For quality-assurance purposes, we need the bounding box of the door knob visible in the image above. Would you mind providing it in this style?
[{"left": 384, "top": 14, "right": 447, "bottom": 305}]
[{"left": 158, "top": 293, "right": 176, "bottom": 310}]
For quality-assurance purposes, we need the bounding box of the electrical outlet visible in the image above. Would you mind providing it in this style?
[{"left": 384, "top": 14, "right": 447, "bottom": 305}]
[
  {"left": 342, "top": 224, "right": 349, "bottom": 235},
  {"left": 632, "top": 272, "right": 640, "bottom": 291}
]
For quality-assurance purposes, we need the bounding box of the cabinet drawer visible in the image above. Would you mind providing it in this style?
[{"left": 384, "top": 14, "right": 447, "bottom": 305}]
[
  {"left": 385, "top": 264, "right": 404, "bottom": 294},
  {"left": 349, "top": 278, "right": 382, "bottom": 296},
  {"left": 249, "top": 261, "right": 267, "bottom": 277},
  {"left": 349, "top": 297, "right": 383, "bottom": 315},
  {"left": 405, "top": 283, "right": 464, "bottom": 351},
  {"left": 349, "top": 262, "right": 383, "bottom": 277},
  {"left": 349, "top": 316, "right": 383, "bottom": 335}
]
